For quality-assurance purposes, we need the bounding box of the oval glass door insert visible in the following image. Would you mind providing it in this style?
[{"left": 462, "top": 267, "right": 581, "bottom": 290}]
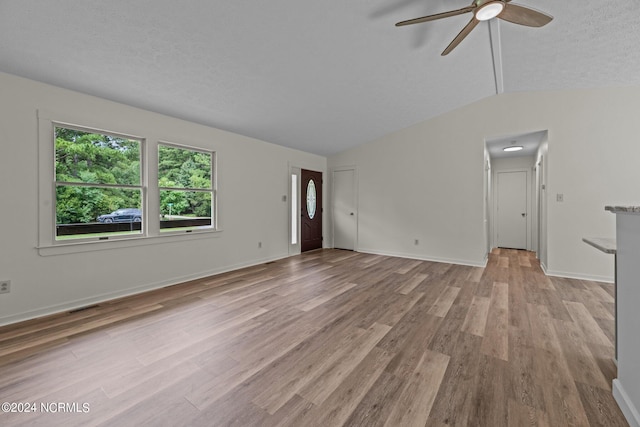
[{"left": 306, "top": 179, "right": 317, "bottom": 219}]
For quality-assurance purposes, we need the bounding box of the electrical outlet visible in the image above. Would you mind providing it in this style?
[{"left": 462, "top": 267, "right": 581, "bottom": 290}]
[
  {"left": 0, "top": 280, "right": 10, "bottom": 294},
  {"left": 258, "top": 241, "right": 262, "bottom": 248},
  {"left": 556, "top": 193, "right": 564, "bottom": 202}
]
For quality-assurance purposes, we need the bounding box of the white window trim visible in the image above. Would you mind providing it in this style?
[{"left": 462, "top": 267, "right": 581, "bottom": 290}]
[
  {"left": 51, "top": 121, "right": 147, "bottom": 243},
  {"left": 37, "top": 110, "right": 221, "bottom": 257},
  {"left": 157, "top": 140, "right": 217, "bottom": 236}
]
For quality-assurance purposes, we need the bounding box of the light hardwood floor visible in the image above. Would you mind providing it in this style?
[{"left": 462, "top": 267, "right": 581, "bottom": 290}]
[{"left": 0, "top": 249, "right": 628, "bottom": 426}]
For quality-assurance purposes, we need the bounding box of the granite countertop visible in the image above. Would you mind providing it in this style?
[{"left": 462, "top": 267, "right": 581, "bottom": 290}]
[
  {"left": 605, "top": 206, "right": 640, "bottom": 214},
  {"left": 582, "top": 237, "right": 616, "bottom": 254}
]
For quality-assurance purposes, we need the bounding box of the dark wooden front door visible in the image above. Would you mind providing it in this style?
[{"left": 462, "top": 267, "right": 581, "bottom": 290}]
[{"left": 301, "top": 169, "right": 322, "bottom": 252}]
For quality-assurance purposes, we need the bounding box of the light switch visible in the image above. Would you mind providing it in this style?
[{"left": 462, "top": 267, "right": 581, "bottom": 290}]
[{"left": 556, "top": 193, "right": 564, "bottom": 202}]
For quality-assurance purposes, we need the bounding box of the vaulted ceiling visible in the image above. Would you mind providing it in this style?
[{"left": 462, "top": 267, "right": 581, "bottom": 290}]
[{"left": 1, "top": 1, "right": 639, "bottom": 156}]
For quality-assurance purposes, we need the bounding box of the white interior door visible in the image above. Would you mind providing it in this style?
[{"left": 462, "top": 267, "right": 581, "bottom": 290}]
[
  {"left": 497, "top": 170, "right": 528, "bottom": 249},
  {"left": 333, "top": 169, "right": 356, "bottom": 250}
]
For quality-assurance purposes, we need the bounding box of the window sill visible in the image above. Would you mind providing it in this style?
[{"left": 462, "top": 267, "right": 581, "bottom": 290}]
[{"left": 37, "top": 228, "right": 223, "bottom": 257}]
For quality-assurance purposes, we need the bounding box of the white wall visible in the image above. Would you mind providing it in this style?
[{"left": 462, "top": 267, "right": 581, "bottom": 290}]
[
  {"left": 613, "top": 212, "right": 640, "bottom": 427},
  {"left": 328, "top": 109, "right": 488, "bottom": 266},
  {"left": 490, "top": 156, "right": 535, "bottom": 170},
  {"left": 0, "top": 72, "right": 326, "bottom": 325},
  {"left": 328, "top": 86, "right": 640, "bottom": 280}
]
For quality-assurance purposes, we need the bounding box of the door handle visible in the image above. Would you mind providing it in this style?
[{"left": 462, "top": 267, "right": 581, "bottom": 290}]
[
  {"left": 350, "top": 212, "right": 354, "bottom": 216},
  {"left": 521, "top": 213, "right": 526, "bottom": 217}
]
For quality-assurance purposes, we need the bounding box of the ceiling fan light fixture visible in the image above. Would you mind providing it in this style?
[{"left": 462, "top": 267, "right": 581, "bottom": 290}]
[
  {"left": 503, "top": 145, "right": 524, "bottom": 152},
  {"left": 475, "top": 1, "right": 505, "bottom": 21},
  {"left": 395, "top": 0, "right": 552, "bottom": 56}
]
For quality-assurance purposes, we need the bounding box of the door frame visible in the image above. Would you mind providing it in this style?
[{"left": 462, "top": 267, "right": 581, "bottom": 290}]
[
  {"left": 288, "top": 162, "right": 327, "bottom": 255},
  {"left": 535, "top": 153, "right": 548, "bottom": 268},
  {"left": 492, "top": 167, "right": 532, "bottom": 250},
  {"left": 301, "top": 168, "right": 323, "bottom": 252},
  {"left": 483, "top": 153, "right": 492, "bottom": 261},
  {"left": 331, "top": 166, "right": 358, "bottom": 251}
]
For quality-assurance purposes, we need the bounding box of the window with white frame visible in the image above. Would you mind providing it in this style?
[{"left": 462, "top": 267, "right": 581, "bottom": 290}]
[
  {"left": 54, "top": 124, "right": 144, "bottom": 240},
  {"left": 158, "top": 143, "right": 214, "bottom": 232},
  {"left": 37, "top": 111, "right": 218, "bottom": 252}
]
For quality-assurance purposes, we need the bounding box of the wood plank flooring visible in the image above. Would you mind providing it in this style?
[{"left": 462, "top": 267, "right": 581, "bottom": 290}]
[{"left": 0, "top": 248, "right": 628, "bottom": 426}]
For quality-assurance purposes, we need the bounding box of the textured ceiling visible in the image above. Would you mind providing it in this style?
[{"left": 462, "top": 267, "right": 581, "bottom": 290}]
[
  {"left": 1, "top": 1, "right": 639, "bottom": 156},
  {"left": 486, "top": 130, "right": 547, "bottom": 159}
]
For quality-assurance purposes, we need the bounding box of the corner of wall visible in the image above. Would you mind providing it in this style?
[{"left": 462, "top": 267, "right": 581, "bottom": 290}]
[{"left": 613, "top": 379, "right": 640, "bottom": 427}]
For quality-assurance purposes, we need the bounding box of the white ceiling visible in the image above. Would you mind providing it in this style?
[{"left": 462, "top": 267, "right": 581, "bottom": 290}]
[
  {"left": 486, "top": 130, "right": 547, "bottom": 159},
  {"left": 1, "top": 1, "right": 639, "bottom": 156}
]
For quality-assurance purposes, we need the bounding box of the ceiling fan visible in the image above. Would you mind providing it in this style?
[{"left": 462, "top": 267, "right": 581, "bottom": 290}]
[{"left": 395, "top": 0, "right": 552, "bottom": 56}]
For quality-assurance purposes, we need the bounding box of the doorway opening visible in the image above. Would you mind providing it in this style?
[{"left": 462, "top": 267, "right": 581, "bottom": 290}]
[{"left": 484, "top": 130, "right": 548, "bottom": 266}]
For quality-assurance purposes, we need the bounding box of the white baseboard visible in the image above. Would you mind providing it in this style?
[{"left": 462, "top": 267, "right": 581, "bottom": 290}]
[
  {"left": 613, "top": 379, "right": 640, "bottom": 427},
  {"left": 0, "top": 253, "right": 290, "bottom": 327},
  {"left": 544, "top": 269, "right": 614, "bottom": 283},
  {"left": 540, "top": 261, "right": 548, "bottom": 274},
  {"left": 357, "top": 248, "right": 487, "bottom": 268}
]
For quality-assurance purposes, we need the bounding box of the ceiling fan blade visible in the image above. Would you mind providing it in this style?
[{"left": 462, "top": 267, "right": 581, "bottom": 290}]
[
  {"left": 442, "top": 17, "right": 479, "bottom": 56},
  {"left": 499, "top": 3, "right": 553, "bottom": 27},
  {"left": 396, "top": 6, "right": 475, "bottom": 27}
]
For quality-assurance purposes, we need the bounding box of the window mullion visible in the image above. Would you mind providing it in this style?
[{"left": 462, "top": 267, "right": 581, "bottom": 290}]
[
  {"left": 55, "top": 181, "right": 142, "bottom": 190},
  {"left": 158, "top": 186, "right": 212, "bottom": 192}
]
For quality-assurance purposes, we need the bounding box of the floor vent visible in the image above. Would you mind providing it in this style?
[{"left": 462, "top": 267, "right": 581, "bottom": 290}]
[
  {"left": 265, "top": 261, "right": 276, "bottom": 265},
  {"left": 69, "top": 304, "right": 99, "bottom": 314}
]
